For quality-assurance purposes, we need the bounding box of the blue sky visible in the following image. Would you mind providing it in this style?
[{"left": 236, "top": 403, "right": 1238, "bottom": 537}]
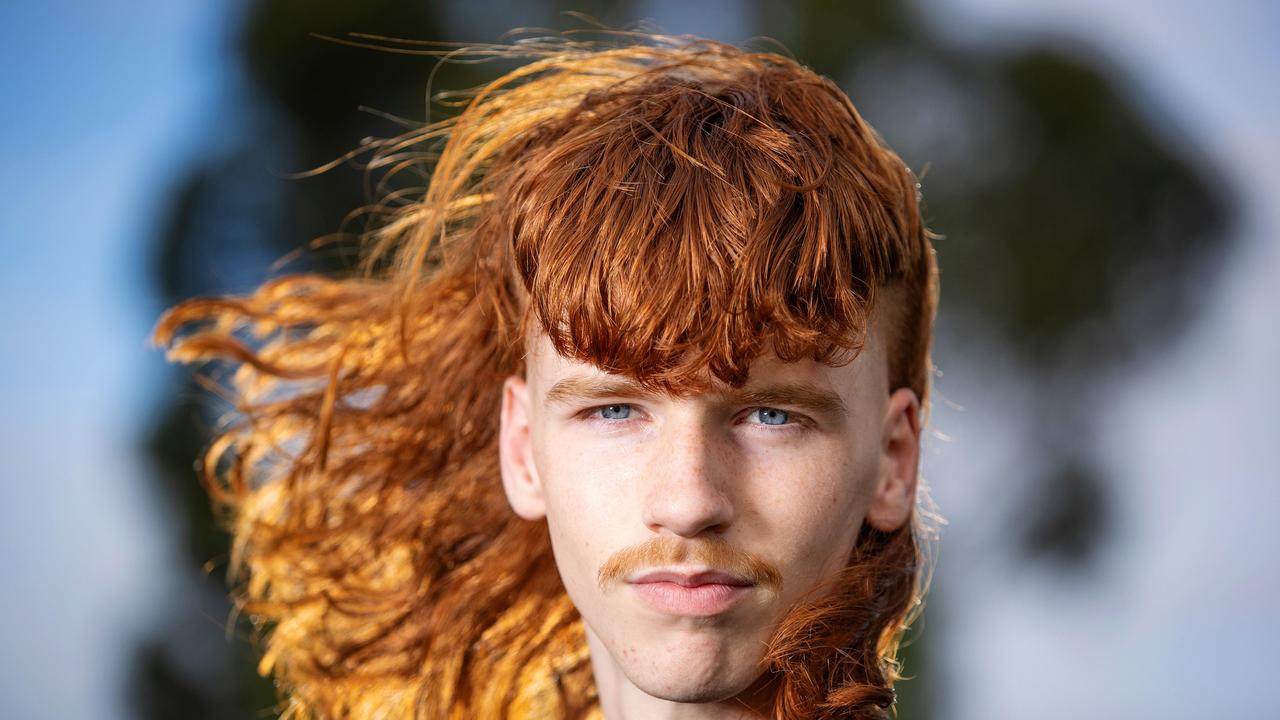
[
  {"left": 0, "top": 2, "right": 227, "bottom": 718},
  {"left": 1, "top": 1, "right": 1275, "bottom": 718}
]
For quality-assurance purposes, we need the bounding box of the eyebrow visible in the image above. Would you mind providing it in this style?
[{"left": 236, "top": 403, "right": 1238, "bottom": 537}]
[
  {"left": 729, "top": 384, "right": 849, "bottom": 417},
  {"left": 544, "top": 377, "right": 648, "bottom": 407},
  {"left": 543, "top": 376, "right": 849, "bottom": 417}
]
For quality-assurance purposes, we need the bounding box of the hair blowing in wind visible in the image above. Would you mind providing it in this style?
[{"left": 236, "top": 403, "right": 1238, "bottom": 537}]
[{"left": 153, "top": 29, "right": 940, "bottom": 720}]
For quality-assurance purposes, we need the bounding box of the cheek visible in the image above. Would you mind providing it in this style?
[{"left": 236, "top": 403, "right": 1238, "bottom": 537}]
[
  {"left": 530, "top": 430, "right": 639, "bottom": 592},
  {"left": 747, "top": 435, "right": 877, "bottom": 585},
  {"left": 533, "top": 428, "right": 636, "bottom": 523}
]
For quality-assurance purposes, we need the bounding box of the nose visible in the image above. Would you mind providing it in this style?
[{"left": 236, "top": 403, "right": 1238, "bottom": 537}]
[{"left": 641, "top": 419, "right": 736, "bottom": 538}]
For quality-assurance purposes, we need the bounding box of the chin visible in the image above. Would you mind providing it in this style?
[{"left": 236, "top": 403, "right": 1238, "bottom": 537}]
[
  {"left": 618, "top": 629, "right": 767, "bottom": 704},
  {"left": 628, "top": 667, "right": 761, "bottom": 704}
]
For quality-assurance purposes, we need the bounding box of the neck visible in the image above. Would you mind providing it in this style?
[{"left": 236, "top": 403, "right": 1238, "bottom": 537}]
[{"left": 585, "top": 627, "right": 776, "bottom": 720}]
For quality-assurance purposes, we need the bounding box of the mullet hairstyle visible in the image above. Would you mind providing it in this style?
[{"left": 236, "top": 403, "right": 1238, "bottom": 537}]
[{"left": 155, "top": 31, "right": 940, "bottom": 720}]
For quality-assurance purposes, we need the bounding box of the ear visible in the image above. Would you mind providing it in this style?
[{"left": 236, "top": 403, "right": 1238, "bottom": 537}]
[
  {"left": 499, "top": 374, "right": 547, "bottom": 520},
  {"left": 867, "top": 387, "right": 922, "bottom": 532}
]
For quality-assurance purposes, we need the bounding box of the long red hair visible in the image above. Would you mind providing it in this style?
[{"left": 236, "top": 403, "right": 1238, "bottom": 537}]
[{"left": 154, "top": 31, "right": 940, "bottom": 719}]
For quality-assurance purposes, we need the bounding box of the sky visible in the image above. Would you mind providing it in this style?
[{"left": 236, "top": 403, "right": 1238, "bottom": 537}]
[
  {"left": 0, "top": 2, "right": 228, "bottom": 718},
  {"left": 0, "top": 1, "right": 1275, "bottom": 718}
]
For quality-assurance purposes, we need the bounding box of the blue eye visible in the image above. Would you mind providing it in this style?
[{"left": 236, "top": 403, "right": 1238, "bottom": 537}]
[
  {"left": 750, "top": 407, "right": 790, "bottom": 426},
  {"left": 598, "top": 404, "right": 632, "bottom": 420}
]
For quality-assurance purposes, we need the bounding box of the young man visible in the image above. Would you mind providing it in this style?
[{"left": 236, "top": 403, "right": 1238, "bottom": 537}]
[{"left": 156, "top": 32, "right": 939, "bottom": 720}]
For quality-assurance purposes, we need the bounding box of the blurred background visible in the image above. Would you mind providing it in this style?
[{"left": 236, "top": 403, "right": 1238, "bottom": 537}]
[{"left": 1, "top": 0, "right": 1275, "bottom": 718}]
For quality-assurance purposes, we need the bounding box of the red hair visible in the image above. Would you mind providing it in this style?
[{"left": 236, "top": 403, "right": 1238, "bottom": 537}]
[{"left": 155, "top": 31, "right": 940, "bottom": 719}]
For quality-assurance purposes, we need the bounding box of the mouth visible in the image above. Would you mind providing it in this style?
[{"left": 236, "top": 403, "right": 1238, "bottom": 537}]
[{"left": 628, "top": 569, "right": 754, "bottom": 616}]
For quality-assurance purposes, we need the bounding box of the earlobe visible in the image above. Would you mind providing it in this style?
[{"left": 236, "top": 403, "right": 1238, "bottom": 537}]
[
  {"left": 499, "top": 375, "right": 547, "bottom": 520},
  {"left": 867, "top": 387, "right": 922, "bottom": 532}
]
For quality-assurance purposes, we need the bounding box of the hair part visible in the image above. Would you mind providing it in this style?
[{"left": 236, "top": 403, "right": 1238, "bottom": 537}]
[{"left": 155, "top": 30, "right": 939, "bottom": 720}]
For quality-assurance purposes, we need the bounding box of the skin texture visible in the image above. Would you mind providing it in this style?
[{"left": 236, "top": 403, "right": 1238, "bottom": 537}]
[{"left": 499, "top": 324, "right": 922, "bottom": 720}]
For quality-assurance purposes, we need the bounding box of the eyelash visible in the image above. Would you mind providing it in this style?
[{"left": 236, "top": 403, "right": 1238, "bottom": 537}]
[{"left": 579, "top": 404, "right": 810, "bottom": 432}]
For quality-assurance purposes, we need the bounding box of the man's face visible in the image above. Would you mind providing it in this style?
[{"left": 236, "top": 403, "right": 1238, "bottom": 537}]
[{"left": 499, "top": 328, "right": 921, "bottom": 706}]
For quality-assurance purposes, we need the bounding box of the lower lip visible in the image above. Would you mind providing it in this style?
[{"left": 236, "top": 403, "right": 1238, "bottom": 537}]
[{"left": 629, "top": 581, "right": 751, "bottom": 616}]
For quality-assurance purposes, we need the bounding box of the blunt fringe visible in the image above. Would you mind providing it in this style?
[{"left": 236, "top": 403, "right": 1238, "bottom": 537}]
[{"left": 154, "top": 30, "right": 940, "bottom": 720}]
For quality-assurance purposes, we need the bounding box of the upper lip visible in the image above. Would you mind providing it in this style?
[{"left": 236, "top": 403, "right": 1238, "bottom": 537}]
[{"left": 630, "top": 570, "right": 754, "bottom": 587}]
